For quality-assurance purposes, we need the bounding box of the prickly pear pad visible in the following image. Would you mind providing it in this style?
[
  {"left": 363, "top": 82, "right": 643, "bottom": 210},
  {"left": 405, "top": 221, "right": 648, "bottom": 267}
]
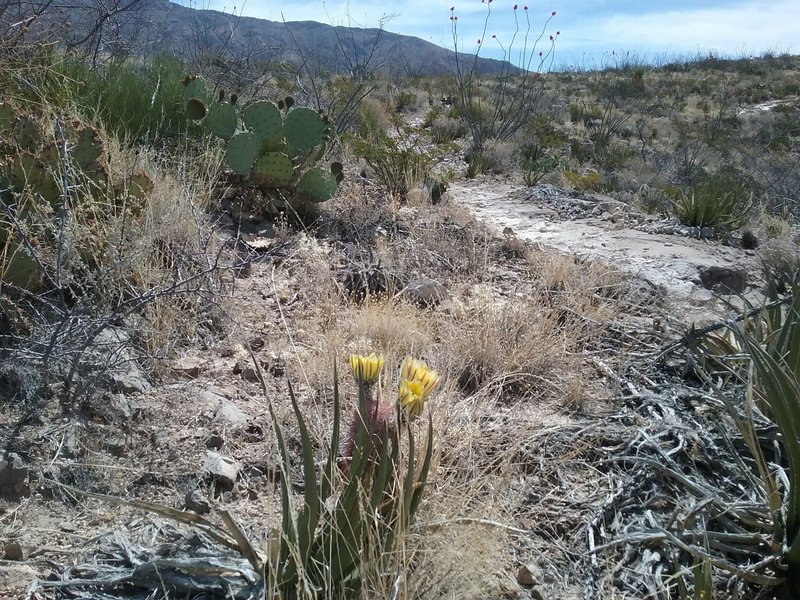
[
  {"left": 225, "top": 132, "right": 259, "bottom": 177},
  {"left": 253, "top": 152, "right": 293, "bottom": 188},
  {"left": 284, "top": 108, "right": 324, "bottom": 159}
]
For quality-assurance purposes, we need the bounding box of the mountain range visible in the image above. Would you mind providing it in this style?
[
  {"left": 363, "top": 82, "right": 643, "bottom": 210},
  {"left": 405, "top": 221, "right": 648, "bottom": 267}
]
[{"left": 15, "top": 0, "right": 517, "bottom": 77}]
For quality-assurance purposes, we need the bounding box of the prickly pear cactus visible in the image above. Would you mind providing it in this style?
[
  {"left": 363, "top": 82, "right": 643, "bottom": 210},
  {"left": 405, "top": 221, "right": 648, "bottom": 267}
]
[
  {"left": 205, "top": 102, "right": 237, "bottom": 140},
  {"left": 0, "top": 103, "right": 15, "bottom": 135},
  {"left": 253, "top": 152, "right": 293, "bottom": 187},
  {"left": 9, "top": 152, "right": 60, "bottom": 206},
  {"left": 73, "top": 126, "right": 104, "bottom": 170},
  {"left": 225, "top": 132, "right": 259, "bottom": 177},
  {"left": 183, "top": 76, "right": 211, "bottom": 121},
  {"left": 243, "top": 101, "right": 283, "bottom": 152},
  {"left": 0, "top": 234, "right": 40, "bottom": 289},
  {"left": 0, "top": 102, "right": 156, "bottom": 291},
  {"left": 182, "top": 77, "right": 342, "bottom": 207}
]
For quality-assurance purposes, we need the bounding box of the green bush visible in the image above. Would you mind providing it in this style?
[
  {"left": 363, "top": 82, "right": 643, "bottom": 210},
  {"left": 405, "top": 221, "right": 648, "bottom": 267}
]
[
  {"left": 520, "top": 142, "right": 559, "bottom": 186},
  {"left": 695, "top": 276, "right": 800, "bottom": 593},
  {"left": 58, "top": 55, "right": 192, "bottom": 143},
  {"left": 349, "top": 124, "right": 432, "bottom": 200},
  {"left": 670, "top": 173, "right": 754, "bottom": 231},
  {"left": 429, "top": 115, "right": 468, "bottom": 144},
  {"left": 562, "top": 169, "right": 605, "bottom": 192}
]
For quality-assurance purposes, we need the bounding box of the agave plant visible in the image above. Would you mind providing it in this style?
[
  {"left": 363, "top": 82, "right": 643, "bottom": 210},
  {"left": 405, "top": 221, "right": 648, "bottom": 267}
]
[{"left": 695, "top": 275, "right": 800, "bottom": 593}]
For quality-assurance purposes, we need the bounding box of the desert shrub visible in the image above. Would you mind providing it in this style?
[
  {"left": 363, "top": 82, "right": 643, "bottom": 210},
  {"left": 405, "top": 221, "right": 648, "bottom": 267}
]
[
  {"left": 0, "top": 110, "right": 225, "bottom": 401},
  {"left": 58, "top": 55, "right": 192, "bottom": 144},
  {"left": 760, "top": 238, "right": 800, "bottom": 288},
  {"left": 478, "top": 138, "right": 517, "bottom": 174},
  {"left": 672, "top": 90, "right": 740, "bottom": 182},
  {"left": 670, "top": 172, "right": 754, "bottom": 231},
  {"left": 634, "top": 183, "right": 673, "bottom": 215},
  {"left": 430, "top": 115, "right": 468, "bottom": 144},
  {"left": 394, "top": 89, "right": 425, "bottom": 112},
  {"left": 354, "top": 96, "right": 393, "bottom": 142},
  {"left": 449, "top": 4, "right": 558, "bottom": 150},
  {"left": 689, "top": 278, "right": 800, "bottom": 594},
  {"left": 421, "top": 104, "right": 444, "bottom": 128},
  {"left": 519, "top": 141, "right": 559, "bottom": 186},
  {"left": 562, "top": 169, "right": 606, "bottom": 192},
  {"left": 349, "top": 125, "right": 432, "bottom": 201}
]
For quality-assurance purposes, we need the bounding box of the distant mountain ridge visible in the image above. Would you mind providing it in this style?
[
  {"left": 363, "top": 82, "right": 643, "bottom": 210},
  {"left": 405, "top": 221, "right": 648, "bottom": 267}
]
[{"left": 20, "top": 0, "right": 519, "bottom": 77}]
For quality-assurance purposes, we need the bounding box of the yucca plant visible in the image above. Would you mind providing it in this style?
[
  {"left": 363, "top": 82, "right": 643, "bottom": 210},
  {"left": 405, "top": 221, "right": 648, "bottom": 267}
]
[
  {"left": 695, "top": 276, "right": 800, "bottom": 594},
  {"left": 256, "top": 353, "right": 438, "bottom": 598},
  {"left": 670, "top": 173, "right": 754, "bottom": 232}
]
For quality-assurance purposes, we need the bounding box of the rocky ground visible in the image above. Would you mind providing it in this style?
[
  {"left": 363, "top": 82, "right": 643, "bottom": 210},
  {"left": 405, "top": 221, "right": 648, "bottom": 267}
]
[{"left": 0, "top": 168, "right": 786, "bottom": 599}]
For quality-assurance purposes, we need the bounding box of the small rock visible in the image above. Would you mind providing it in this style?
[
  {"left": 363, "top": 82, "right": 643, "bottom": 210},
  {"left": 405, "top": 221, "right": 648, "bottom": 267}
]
[
  {"left": 203, "top": 451, "right": 238, "bottom": 488},
  {"left": 241, "top": 366, "right": 260, "bottom": 382},
  {"left": 172, "top": 356, "right": 205, "bottom": 378},
  {"left": 112, "top": 368, "right": 151, "bottom": 394},
  {"left": 0, "top": 564, "right": 38, "bottom": 589},
  {"left": 214, "top": 399, "right": 248, "bottom": 426},
  {"left": 108, "top": 393, "right": 132, "bottom": 419},
  {"left": 264, "top": 353, "right": 286, "bottom": 378},
  {"left": 698, "top": 266, "right": 747, "bottom": 293},
  {"left": 0, "top": 453, "right": 28, "bottom": 496},
  {"left": 205, "top": 433, "right": 225, "bottom": 450},
  {"left": 516, "top": 563, "right": 543, "bottom": 588},
  {"left": 185, "top": 489, "right": 212, "bottom": 514},
  {"left": 741, "top": 230, "right": 759, "bottom": 249},
  {"left": 246, "top": 336, "right": 266, "bottom": 351},
  {"left": 233, "top": 360, "right": 260, "bottom": 382},
  {"left": 59, "top": 521, "right": 79, "bottom": 533},
  {"left": 499, "top": 578, "right": 524, "bottom": 599},
  {"left": 400, "top": 277, "right": 449, "bottom": 308},
  {"left": 690, "top": 287, "right": 715, "bottom": 305},
  {"left": 3, "top": 541, "right": 24, "bottom": 561},
  {"left": 106, "top": 436, "right": 127, "bottom": 457}
]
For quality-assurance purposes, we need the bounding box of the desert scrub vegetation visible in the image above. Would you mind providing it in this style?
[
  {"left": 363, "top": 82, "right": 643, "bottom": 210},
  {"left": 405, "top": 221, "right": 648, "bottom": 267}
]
[
  {"left": 0, "top": 38, "right": 229, "bottom": 404},
  {"left": 4, "top": 4, "right": 800, "bottom": 598}
]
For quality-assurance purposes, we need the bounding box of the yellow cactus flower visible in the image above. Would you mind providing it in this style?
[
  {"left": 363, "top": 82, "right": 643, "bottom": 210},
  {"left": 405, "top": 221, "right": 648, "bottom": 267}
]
[
  {"left": 398, "top": 356, "right": 440, "bottom": 417},
  {"left": 348, "top": 353, "right": 384, "bottom": 385}
]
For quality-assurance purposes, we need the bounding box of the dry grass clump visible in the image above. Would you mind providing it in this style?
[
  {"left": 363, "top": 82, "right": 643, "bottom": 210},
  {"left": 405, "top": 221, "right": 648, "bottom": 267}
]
[
  {"left": 526, "top": 251, "right": 627, "bottom": 313},
  {"left": 390, "top": 203, "right": 493, "bottom": 280},
  {"left": 447, "top": 296, "right": 593, "bottom": 405},
  {"left": 479, "top": 138, "right": 519, "bottom": 174}
]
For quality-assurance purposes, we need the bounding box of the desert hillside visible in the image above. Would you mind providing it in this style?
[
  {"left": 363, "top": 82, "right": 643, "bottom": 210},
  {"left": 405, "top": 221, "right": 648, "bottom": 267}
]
[{"left": 1, "top": 4, "right": 800, "bottom": 599}]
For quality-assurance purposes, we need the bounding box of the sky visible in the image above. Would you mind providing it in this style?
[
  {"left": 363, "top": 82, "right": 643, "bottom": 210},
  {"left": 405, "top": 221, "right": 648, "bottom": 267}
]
[{"left": 173, "top": 0, "right": 799, "bottom": 69}]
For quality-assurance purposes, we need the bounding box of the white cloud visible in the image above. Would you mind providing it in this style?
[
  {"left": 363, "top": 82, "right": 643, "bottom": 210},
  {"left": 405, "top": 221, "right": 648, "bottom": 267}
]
[{"left": 560, "top": 1, "right": 798, "bottom": 58}]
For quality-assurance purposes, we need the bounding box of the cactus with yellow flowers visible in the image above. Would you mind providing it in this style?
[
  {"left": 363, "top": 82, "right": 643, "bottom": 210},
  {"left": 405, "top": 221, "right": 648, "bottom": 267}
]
[{"left": 251, "top": 353, "right": 439, "bottom": 595}]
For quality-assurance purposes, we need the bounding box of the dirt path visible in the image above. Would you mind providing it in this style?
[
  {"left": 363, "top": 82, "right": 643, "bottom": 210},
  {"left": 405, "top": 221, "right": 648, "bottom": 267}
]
[{"left": 449, "top": 177, "right": 761, "bottom": 318}]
